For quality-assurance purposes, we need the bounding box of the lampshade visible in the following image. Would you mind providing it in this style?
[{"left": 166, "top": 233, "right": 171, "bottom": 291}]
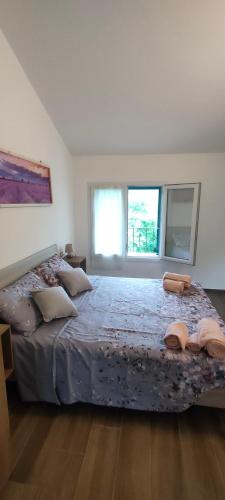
[{"left": 65, "top": 243, "right": 74, "bottom": 256}]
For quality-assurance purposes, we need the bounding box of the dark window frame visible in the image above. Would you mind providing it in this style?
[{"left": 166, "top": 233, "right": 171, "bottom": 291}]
[{"left": 127, "top": 186, "right": 162, "bottom": 256}]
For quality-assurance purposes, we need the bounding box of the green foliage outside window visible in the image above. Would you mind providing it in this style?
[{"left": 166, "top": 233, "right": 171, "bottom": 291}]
[{"left": 128, "top": 201, "right": 158, "bottom": 254}]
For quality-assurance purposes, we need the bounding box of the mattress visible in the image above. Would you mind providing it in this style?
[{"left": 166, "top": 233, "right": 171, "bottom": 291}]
[{"left": 12, "top": 276, "right": 225, "bottom": 412}]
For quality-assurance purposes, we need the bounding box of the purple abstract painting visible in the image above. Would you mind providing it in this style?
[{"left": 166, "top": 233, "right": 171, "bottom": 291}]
[{"left": 0, "top": 150, "right": 52, "bottom": 205}]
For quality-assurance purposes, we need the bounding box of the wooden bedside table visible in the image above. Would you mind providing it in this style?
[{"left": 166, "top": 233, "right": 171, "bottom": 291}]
[
  {"left": 64, "top": 255, "right": 86, "bottom": 273},
  {"left": 0, "top": 325, "right": 13, "bottom": 492}
]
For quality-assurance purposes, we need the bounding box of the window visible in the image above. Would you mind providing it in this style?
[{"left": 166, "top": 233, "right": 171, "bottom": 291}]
[
  {"left": 162, "top": 184, "right": 200, "bottom": 264},
  {"left": 91, "top": 183, "right": 200, "bottom": 265},
  {"left": 93, "top": 187, "right": 124, "bottom": 256},
  {"left": 127, "top": 187, "right": 161, "bottom": 256}
]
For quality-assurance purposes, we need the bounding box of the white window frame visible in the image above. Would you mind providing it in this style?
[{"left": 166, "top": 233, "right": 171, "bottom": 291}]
[
  {"left": 90, "top": 182, "right": 201, "bottom": 266},
  {"left": 161, "top": 183, "right": 201, "bottom": 265}
]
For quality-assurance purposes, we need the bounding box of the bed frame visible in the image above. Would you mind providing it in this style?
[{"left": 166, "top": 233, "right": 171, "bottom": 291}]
[
  {"left": 0, "top": 244, "right": 224, "bottom": 410},
  {"left": 0, "top": 245, "right": 57, "bottom": 289}
]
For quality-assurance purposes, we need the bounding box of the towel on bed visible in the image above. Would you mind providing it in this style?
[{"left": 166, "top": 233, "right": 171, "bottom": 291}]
[
  {"left": 197, "top": 318, "right": 225, "bottom": 360},
  {"left": 163, "top": 272, "right": 192, "bottom": 288},
  {"left": 186, "top": 332, "right": 201, "bottom": 354},
  {"left": 163, "top": 278, "right": 184, "bottom": 294},
  {"left": 164, "top": 321, "right": 189, "bottom": 351}
]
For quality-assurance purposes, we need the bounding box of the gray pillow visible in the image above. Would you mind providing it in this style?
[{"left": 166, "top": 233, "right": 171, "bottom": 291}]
[
  {"left": 0, "top": 272, "right": 47, "bottom": 334},
  {"left": 57, "top": 268, "right": 93, "bottom": 297},
  {"left": 34, "top": 253, "right": 73, "bottom": 287},
  {"left": 32, "top": 286, "right": 78, "bottom": 322}
]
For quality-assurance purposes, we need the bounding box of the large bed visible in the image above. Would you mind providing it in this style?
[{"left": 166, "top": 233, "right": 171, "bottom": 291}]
[{"left": 1, "top": 245, "right": 225, "bottom": 412}]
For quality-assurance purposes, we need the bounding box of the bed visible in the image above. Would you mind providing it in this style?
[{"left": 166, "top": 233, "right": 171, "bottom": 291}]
[{"left": 1, "top": 245, "right": 225, "bottom": 412}]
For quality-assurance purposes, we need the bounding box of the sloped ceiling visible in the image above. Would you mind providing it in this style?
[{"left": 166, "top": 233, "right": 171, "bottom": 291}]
[{"left": 1, "top": 0, "right": 225, "bottom": 154}]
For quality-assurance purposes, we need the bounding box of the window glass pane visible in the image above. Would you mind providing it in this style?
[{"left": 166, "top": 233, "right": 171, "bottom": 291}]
[
  {"left": 127, "top": 188, "right": 160, "bottom": 256},
  {"left": 165, "top": 187, "right": 194, "bottom": 260}
]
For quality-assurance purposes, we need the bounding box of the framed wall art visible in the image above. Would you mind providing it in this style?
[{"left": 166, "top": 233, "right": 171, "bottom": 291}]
[{"left": 0, "top": 149, "right": 52, "bottom": 206}]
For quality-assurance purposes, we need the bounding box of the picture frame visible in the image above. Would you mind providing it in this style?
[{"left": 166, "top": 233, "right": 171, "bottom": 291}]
[{"left": 0, "top": 149, "right": 53, "bottom": 207}]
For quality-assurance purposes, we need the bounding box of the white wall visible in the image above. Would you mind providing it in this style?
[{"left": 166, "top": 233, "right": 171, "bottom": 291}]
[
  {"left": 0, "top": 31, "right": 75, "bottom": 269},
  {"left": 73, "top": 153, "right": 225, "bottom": 289}
]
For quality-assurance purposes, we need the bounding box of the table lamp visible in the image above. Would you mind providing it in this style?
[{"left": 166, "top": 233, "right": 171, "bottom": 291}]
[{"left": 65, "top": 243, "right": 74, "bottom": 258}]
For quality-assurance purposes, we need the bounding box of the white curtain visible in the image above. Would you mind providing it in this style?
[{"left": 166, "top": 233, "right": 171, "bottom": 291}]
[{"left": 93, "top": 187, "right": 124, "bottom": 257}]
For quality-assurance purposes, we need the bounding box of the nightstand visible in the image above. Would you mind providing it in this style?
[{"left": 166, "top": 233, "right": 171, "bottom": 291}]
[
  {"left": 64, "top": 255, "right": 86, "bottom": 273},
  {"left": 0, "top": 325, "right": 13, "bottom": 492}
]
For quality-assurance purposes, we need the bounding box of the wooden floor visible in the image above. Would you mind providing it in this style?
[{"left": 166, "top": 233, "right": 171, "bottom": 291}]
[{"left": 2, "top": 290, "right": 225, "bottom": 500}]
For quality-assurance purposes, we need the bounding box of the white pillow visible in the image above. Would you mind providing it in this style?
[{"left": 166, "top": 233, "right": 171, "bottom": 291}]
[
  {"left": 57, "top": 268, "right": 93, "bottom": 297},
  {"left": 32, "top": 286, "right": 78, "bottom": 322}
]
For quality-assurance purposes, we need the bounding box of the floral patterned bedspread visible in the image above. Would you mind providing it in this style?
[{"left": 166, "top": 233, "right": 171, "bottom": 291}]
[{"left": 13, "top": 277, "right": 225, "bottom": 412}]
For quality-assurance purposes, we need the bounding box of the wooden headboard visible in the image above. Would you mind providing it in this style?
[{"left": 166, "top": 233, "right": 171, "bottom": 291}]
[{"left": 0, "top": 245, "right": 58, "bottom": 289}]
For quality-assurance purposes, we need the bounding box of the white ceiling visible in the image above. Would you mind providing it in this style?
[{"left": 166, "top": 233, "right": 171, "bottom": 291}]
[{"left": 1, "top": 1, "right": 225, "bottom": 155}]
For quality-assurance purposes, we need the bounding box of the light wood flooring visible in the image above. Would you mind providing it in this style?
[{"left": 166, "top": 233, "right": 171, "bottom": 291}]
[{"left": 1, "top": 290, "right": 225, "bottom": 500}]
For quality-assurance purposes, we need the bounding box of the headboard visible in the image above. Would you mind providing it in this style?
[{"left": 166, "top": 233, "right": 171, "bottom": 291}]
[{"left": 0, "top": 244, "right": 58, "bottom": 289}]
